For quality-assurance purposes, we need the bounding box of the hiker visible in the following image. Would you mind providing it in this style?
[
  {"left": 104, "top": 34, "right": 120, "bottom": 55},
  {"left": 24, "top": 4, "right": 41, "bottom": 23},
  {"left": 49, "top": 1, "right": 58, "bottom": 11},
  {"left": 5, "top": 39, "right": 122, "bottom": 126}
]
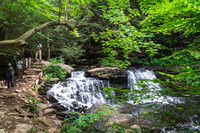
[
  {"left": 24, "top": 47, "right": 33, "bottom": 68},
  {"left": 35, "top": 41, "right": 42, "bottom": 62},
  {"left": 8, "top": 63, "right": 15, "bottom": 89},
  {"left": 16, "top": 57, "right": 24, "bottom": 79}
]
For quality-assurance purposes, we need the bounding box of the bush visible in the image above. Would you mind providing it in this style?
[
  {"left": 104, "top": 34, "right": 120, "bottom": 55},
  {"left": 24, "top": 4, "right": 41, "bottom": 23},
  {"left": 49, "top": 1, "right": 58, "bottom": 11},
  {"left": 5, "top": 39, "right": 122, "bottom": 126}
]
[
  {"left": 43, "top": 57, "right": 67, "bottom": 81},
  {"left": 99, "top": 56, "right": 118, "bottom": 67},
  {"left": 25, "top": 95, "right": 41, "bottom": 113},
  {"left": 60, "top": 104, "right": 115, "bottom": 133}
]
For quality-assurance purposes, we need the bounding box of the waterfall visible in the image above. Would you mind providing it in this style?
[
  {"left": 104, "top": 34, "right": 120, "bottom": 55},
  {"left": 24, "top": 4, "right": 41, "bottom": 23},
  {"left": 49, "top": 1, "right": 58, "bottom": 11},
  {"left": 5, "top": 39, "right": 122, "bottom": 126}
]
[
  {"left": 127, "top": 68, "right": 182, "bottom": 104},
  {"left": 47, "top": 71, "right": 109, "bottom": 108},
  {"left": 127, "top": 68, "right": 160, "bottom": 90}
]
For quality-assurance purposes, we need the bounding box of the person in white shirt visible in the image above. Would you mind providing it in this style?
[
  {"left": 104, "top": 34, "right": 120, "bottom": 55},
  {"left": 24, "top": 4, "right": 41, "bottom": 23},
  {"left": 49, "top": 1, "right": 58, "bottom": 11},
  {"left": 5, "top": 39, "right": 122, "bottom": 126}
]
[
  {"left": 16, "top": 58, "right": 24, "bottom": 79},
  {"left": 35, "top": 41, "right": 42, "bottom": 62}
]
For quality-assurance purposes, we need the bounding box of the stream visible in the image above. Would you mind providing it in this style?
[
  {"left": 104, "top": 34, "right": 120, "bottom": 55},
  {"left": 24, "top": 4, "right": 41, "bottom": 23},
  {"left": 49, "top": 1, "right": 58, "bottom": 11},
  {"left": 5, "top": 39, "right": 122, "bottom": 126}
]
[{"left": 47, "top": 68, "right": 200, "bottom": 132}]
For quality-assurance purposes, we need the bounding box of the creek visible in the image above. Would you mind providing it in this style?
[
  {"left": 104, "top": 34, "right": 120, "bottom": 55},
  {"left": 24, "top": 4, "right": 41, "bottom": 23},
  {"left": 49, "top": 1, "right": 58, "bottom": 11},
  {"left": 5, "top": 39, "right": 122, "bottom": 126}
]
[{"left": 47, "top": 68, "right": 200, "bottom": 132}]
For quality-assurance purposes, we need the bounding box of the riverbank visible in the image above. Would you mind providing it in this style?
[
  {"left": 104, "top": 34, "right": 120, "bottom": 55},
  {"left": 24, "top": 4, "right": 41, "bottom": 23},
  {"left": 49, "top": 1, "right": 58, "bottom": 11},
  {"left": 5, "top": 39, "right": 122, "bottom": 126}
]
[{"left": 0, "top": 61, "right": 73, "bottom": 133}]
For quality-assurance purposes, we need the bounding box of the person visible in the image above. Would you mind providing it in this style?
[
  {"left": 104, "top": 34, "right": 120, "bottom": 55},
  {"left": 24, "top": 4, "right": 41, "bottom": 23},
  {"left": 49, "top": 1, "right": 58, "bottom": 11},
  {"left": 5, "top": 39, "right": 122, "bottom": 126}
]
[
  {"left": 35, "top": 41, "right": 42, "bottom": 62},
  {"left": 8, "top": 63, "right": 15, "bottom": 89},
  {"left": 16, "top": 58, "right": 24, "bottom": 79},
  {"left": 24, "top": 47, "right": 33, "bottom": 68}
]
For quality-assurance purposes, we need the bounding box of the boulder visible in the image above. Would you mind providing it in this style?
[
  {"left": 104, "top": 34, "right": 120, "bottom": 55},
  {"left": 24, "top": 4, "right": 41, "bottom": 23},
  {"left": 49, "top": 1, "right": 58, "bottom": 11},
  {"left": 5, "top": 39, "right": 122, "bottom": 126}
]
[
  {"left": 86, "top": 104, "right": 132, "bottom": 132},
  {"left": 87, "top": 67, "right": 127, "bottom": 80}
]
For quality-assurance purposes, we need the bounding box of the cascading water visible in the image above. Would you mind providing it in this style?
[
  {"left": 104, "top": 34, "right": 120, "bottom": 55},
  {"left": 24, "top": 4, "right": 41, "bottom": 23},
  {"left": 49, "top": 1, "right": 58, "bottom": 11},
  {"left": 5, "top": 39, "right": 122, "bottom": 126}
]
[
  {"left": 127, "top": 68, "right": 200, "bottom": 132},
  {"left": 47, "top": 71, "right": 109, "bottom": 108},
  {"left": 127, "top": 68, "right": 183, "bottom": 104},
  {"left": 127, "top": 68, "right": 160, "bottom": 90}
]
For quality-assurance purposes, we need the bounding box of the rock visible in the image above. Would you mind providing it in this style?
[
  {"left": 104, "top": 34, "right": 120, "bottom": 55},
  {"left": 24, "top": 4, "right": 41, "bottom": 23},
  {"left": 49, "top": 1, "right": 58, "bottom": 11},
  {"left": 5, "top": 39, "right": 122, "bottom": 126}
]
[
  {"left": 117, "top": 103, "right": 141, "bottom": 114},
  {"left": 34, "top": 117, "right": 54, "bottom": 127},
  {"left": 48, "top": 127, "right": 57, "bottom": 133},
  {"left": 43, "top": 108, "right": 56, "bottom": 115},
  {"left": 50, "top": 78, "right": 60, "bottom": 84},
  {"left": 71, "top": 101, "right": 79, "bottom": 107},
  {"left": 87, "top": 67, "right": 127, "bottom": 89},
  {"left": 38, "top": 103, "right": 48, "bottom": 110},
  {"left": 86, "top": 104, "right": 132, "bottom": 132},
  {"left": 130, "top": 124, "right": 140, "bottom": 129},
  {"left": 46, "top": 95, "right": 58, "bottom": 103},
  {"left": 3, "top": 94, "right": 14, "bottom": 98},
  {"left": 0, "top": 111, "right": 5, "bottom": 118},
  {"left": 87, "top": 67, "right": 127, "bottom": 80},
  {"left": 13, "top": 124, "right": 33, "bottom": 133},
  {"left": 14, "top": 106, "right": 25, "bottom": 114},
  {"left": 53, "top": 119, "right": 63, "bottom": 127},
  {"left": 51, "top": 103, "right": 67, "bottom": 111}
]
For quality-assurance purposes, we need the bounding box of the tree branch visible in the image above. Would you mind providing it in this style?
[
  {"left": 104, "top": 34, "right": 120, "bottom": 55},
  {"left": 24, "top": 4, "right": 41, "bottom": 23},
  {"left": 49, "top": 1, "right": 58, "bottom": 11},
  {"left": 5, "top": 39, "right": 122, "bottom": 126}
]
[{"left": 0, "top": 21, "right": 74, "bottom": 56}]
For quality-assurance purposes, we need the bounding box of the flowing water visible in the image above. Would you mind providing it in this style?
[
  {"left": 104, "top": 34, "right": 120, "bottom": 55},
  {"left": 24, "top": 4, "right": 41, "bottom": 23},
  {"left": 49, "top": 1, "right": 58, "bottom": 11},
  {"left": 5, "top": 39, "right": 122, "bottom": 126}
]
[
  {"left": 48, "top": 68, "right": 200, "bottom": 131},
  {"left": 127, "top": 68, "right": 200, "bottom": 132},
  {"left": 47, "top": 71, "right": 109, "bottom": 108},
  {"left": 127, "top": 68, "right": 183, "bottom": 104}
]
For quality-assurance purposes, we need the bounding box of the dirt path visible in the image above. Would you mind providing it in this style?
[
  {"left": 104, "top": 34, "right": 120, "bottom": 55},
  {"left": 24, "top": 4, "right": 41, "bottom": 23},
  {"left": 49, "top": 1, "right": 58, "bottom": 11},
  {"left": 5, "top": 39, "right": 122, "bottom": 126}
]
[{"left": 0, "top": 61, "right": 64, "bottom": 133}]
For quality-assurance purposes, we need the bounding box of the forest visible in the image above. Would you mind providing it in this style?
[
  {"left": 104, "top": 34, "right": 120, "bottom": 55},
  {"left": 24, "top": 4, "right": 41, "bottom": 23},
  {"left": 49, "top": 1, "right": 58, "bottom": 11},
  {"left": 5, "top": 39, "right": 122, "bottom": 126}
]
[{"left": 0, "top": 0, "right": 200, "bottom": 132}]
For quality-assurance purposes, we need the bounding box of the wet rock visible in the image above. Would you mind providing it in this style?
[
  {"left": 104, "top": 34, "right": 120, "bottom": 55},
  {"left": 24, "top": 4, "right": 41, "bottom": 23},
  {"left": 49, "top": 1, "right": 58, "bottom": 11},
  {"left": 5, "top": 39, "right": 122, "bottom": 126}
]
[
  {"left": 14, "top": 124, "right": 33, "bottom": 133},
  {"left": 46, "top": 95, "right": 58, "bottom": 103},
  {"left": 86, "top": 104, "right": 133, "bottom": 132},
  {"left": 87, "top": 67, "right": 128, "bottom": 89},
  {"left": 117, "top": 103, "right": 141, "bottom": 114},
  {"left": 52, "top": 103, "right": 67, "bottom": 111}
]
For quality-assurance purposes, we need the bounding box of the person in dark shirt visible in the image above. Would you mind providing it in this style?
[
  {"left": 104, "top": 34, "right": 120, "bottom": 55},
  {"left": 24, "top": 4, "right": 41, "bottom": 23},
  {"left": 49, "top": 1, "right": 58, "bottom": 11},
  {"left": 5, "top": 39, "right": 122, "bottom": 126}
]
[
  {"left": 8, "top": 63, "right": 15, "bottom": 89},
  {"left": 24, "top": 47, "right": 33, "bottom": 68}
]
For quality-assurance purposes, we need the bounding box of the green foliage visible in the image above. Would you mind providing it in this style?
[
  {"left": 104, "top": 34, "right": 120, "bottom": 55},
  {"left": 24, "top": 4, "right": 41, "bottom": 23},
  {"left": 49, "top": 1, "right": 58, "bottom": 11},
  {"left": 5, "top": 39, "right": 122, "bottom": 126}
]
[
  {"left": 91, "top": 0, "right": 161, "bottom": 68},
  {"left": 60, "top": 104, "right": 115, "bottom": 133},
  {"left": 140, "top": 0, "right": 200, "bottom": 36},
  {"left": 49, "top": 56, "right": 65, "bottom": 64},
  {"left": 99, "top": 56, "right": 118, "bottom": 67},
  {"left": 159, "top": 67, "right": 200, "bottom": 96},
  {"left": 25, "top": 95, "right": 41, "bottom": 113},
  {"left": 163, "top": 37, "right": 200, "bottom": 60},
  {"left": 59, "top": 42, "right": 85, "bottom": 64},
  {"left": 43, "top": 57, "right": 67, "bottom": 81},
  {"left": 138, "top": 58, "right": 199, "bottom": 66},
  {"left": 32, "top": 85, "right": 44, "bottom": 93}
]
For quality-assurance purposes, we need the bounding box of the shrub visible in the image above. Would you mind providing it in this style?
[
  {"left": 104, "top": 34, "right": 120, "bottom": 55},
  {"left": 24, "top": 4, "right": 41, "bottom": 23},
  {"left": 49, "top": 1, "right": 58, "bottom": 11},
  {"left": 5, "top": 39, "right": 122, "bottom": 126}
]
[
  {"left": 60, "top": 104, "right": 115, "bottom": 133},
  {"left": 25, "top": 95, "right": 41, "bottom": 113},
  {"left": 99, "top": 56, "right": 118, "bottom": 67},
  {"left": 43, "top": 57, "right": 67, "bottom": 81}
]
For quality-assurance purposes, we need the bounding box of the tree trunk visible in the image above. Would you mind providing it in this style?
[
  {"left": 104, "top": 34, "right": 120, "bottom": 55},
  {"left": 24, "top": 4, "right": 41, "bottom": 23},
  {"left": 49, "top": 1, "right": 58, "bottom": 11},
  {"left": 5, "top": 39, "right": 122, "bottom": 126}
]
[{"left": 47, "top": 28, "right": 50, "bottom": 61}]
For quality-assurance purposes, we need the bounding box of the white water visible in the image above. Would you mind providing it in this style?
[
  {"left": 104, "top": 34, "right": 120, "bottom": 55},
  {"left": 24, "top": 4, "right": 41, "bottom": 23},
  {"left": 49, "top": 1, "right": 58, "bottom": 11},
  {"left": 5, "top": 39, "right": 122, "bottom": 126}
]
[
  {"left": 47, "top": 71, "right": 109, "bottom": 108},
  {"left": 127, "top": 68, "right": 182, "bottom": 104}
]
